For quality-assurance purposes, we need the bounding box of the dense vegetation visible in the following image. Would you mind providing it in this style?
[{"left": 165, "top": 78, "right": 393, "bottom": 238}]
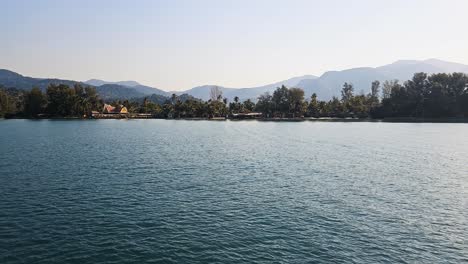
[
  {"left": 0, "top": 84, "right": 102, "bottom": 118},
  {"left": 373, "top": 73, "right": 468, "bottom": 118},
  {"left": 1, "top": 72, "right": 467, "bottom": 119},
  {"left": 256, "top": 72, "right": 468, "bottom": 118}
]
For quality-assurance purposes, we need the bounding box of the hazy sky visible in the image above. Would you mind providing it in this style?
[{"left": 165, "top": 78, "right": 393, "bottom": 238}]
[{"left": 2, "top": 0, "right": 468, "bottom": 90}]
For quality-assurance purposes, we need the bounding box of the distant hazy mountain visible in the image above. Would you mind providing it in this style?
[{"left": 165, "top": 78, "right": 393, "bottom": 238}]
[
  {"left": 85, "top": 79, "right": 142, "bottom": 87},
  {"left": 132, "top": 93, "right": 199, "bottom": 105},
  {"left": 0, "top": 70, "right": 170, "bottom": 100},
  {"left": 88, "top": 84, "right": 190, "bottom": 101},
  {"left": 0, "top": 69, "right": 83, "bottom": 91},
  {"left": 131, "top": 85, "right": 169, "bottom": 96},
  {"left": 94, "top": 84, "right": 146, "bottom": 100},
  {"left": 176, "top": 59, "right": 468, "bottom": 101},
  {"left": 176, "top": 85, "right": 237, "bottom": 101},
  {"left": 2, "top": 59, "right": 467, "bottom": 102},
  {"left": 297, "top": 59, "right": 468, "bottom": 100},
  {"left": 297, "top": 67, "right": 389, "bottom": 100},
  {"left": 375, "top": 59, "right": 468, "bottom": 81},
  {"left": 85, "top": 79, "right": 169, "bottom": 97},
  {"left": 177, "top": 75, "right": 318, "bottom": 101}
]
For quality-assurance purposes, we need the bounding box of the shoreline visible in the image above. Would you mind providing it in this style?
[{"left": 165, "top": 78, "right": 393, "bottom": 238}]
[{"left": 2, "top": 117, "right": 468, "bottom": 123}]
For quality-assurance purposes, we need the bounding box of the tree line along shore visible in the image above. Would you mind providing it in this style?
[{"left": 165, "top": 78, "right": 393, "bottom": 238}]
[{"left": 1, "top": 72, "right": 467, "bottom": 120}]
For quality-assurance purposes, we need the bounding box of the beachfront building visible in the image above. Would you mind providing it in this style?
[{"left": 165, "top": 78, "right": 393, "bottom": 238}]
[{"left": 103, "top": 104, "right": 128, "bottom": 114}]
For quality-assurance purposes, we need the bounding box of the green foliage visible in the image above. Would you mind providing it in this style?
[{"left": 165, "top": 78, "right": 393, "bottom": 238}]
[
  {"left": 373, "top": 72, "right": 468, "bottom": 118},
  {"left": 341, "top": 82, "right": 354, "bottom": 103},
  {"left": 243, "top": 99, "right": 255, "bottom": 112},
  {"left": 254, "top": 86, "right": 306, "bottom": 118},
  {"left": 327, "top": 97, "right": 345, "bottom": 117},
  {"left": 288, "top": 88, "right": 305, "bottom": 117},
  {"left": 307, "top": 93, "right": 319, "bottom": 117},
  {"left": 272, "top": 85, "right": 290, "bottom": 116},
  {"left": 0, "top": 88, "right": 10, "bottom": 117},
  {"left": 46, "top": 84, "right": 101, "bottom": 117},
  {"left": 2, "top": 72, "right": 467, "bottom": 119},
  {"left": 255, "top": 92, "right": 274, "bottom": 117},
  {"left": 0, "top": 88, "right": 9, "bottom": 117},
  {"left": 24, "top": 87, "right": 46, "bottom": 117},
  {"left": 0, "top": 87, "right": 24, "bottom": 117}
]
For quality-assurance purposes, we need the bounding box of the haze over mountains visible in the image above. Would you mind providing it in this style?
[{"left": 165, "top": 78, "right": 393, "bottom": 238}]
[
  {"left": 85, "top": 79, "right": 142, "bottom": 88},
  {"left": 1, "top": 59, "right": 468, "bottom": 102},
  {"left": 289, "top": 59, "right": 468, "bottom": 100},
  {"left": 176, "top": 75, "right": 318, "bottom": 101}
]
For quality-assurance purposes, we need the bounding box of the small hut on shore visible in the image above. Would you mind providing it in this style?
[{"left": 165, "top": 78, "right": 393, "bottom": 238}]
[
  {"left": 103, "top": 104, "right": 128, "bottom": 114},
  {"left": 90, "top": 104, "right": 129, "bottom": 118}
]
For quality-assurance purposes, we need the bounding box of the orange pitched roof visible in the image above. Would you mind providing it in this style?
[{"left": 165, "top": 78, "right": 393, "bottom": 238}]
[{"left": 103, "top": 104, "right": 116, "bottom": 113}]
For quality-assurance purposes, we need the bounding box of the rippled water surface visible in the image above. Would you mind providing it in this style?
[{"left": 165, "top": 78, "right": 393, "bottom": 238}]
[{"left": 0, "top": 120, "right": 467, "bottom": 263}]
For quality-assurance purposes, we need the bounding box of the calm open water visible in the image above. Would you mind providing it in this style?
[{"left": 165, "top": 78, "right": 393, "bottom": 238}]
[{"left": 0, "top": 119, "right": 467, "bottom": 263}]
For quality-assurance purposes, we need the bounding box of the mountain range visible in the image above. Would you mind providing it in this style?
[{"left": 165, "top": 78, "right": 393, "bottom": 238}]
[
  {"left": 1, "top": 59, "right": 468, "bottom": 102},
  {"left": 0, "top": 70, "right": 169, "bottom": 100},
  {"left": 175, "top": 75, "right": 318, "bottom": 101},
  {"left": 296, "top": 59, "right": 468, "bottom": 100}
]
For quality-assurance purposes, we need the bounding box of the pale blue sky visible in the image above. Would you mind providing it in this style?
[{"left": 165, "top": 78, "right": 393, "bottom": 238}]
[{"left": 2, "top": 0, "right": 468, "bottom": 90}]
